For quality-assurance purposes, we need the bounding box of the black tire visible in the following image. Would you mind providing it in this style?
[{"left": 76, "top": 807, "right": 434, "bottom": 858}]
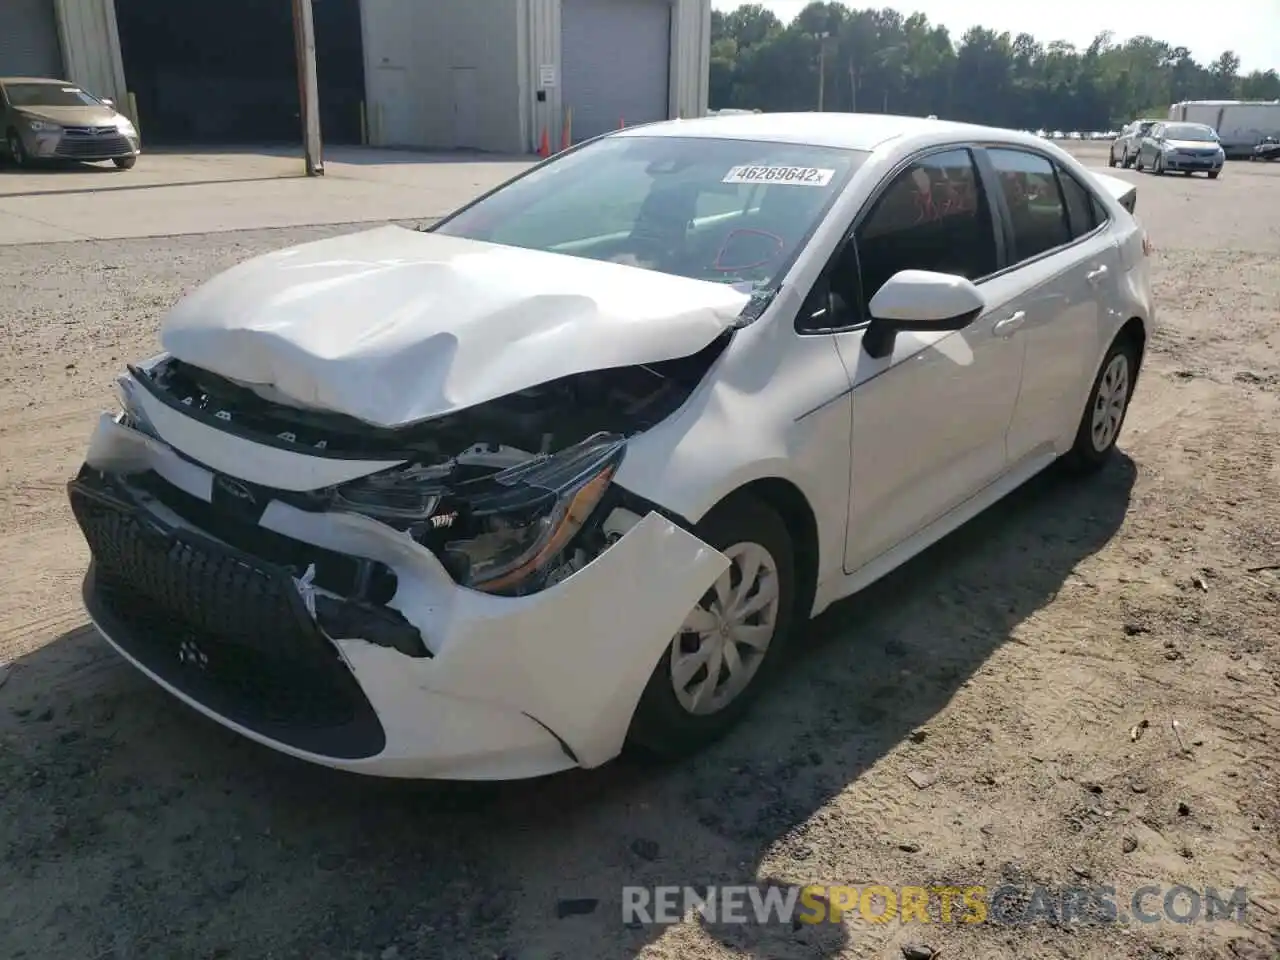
[
  {"left": 1108, "top": 150, "right": 1117, "bottom": 168},
  {"left": 1122, "top": 150, "right": 1134, "bottom": 169},
  {"left": 1134, "top": 152, "right": 1144, "bottom": 172},
  {"left": 627, "top": 493, "right": 797, "bottom": 759},
  {"left": 6, "top": 130, "right": 27, "bottom": 167},
  {"left": 1208, "top": 170, "right": 1219, "bottom": 180},
  {"left": 113, "top": 156, "right": 137, "bottom": 170},
  {"left": 1062, "top": 336, "right": 1140, "bottom": 474}
]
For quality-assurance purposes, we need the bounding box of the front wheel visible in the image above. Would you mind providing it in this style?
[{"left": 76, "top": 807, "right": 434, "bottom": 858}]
[
  {"left": 1208, "top": 170, "right": 1220, "bottom": 180},
  {"left": 1108, "top": 150, "right": 1117, "bottom": 168},
  {"left": 1062, "top": 337, "right": 1139, "bottom": 474},
  {"left": 113, "top": 156, "right": 137, "bottom": 170},
  {"left": 6, "top": 130, "right": 27, "bottom": 167},
  {"left": 628, "top": 494, "right": 797, "bottom": 759}
]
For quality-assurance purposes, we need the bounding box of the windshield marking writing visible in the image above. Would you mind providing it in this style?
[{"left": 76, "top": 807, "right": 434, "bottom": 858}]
[{"left": 723, "top": 165, "right": 835, "bottom": 186}]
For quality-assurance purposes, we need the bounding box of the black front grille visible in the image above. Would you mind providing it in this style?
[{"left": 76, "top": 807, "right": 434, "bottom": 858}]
[
  {"left": 70, "top": 474, "right": 386, "bottom": 759},
  {"left": 56, "top": 132, "right": 132, "bottom": 158}
]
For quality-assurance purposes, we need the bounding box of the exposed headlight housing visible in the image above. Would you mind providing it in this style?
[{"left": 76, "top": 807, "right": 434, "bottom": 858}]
[{"left": 333, "top": 432, "right": 626, "bottom": 595}]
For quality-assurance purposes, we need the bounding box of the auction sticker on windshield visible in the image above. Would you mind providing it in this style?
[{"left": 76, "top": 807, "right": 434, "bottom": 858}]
[{"left": 723, "top": 165, "right": 835, "bottom": 186}]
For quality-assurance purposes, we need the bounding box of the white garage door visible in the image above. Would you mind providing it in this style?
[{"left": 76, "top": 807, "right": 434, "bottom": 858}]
[
  {"left": 561, "top": 0, "right": 670, "bottom": 142},
  {"left": 0, "top": 0, "right": 63, "bottom": 78}
]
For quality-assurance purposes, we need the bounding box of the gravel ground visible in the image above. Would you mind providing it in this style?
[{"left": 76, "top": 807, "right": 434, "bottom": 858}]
[{"left": 0, "top": 144, "right": 1277, "bottom": 960}]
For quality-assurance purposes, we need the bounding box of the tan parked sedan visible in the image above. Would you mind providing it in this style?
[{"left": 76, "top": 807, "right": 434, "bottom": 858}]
[{"left": 1, "top": 77, "right": 140, "bottom": 169}]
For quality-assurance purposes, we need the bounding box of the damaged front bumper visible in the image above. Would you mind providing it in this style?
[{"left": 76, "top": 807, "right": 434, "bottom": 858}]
[{"left": 70, "top": 413, "right": 729, "bottom": 780}]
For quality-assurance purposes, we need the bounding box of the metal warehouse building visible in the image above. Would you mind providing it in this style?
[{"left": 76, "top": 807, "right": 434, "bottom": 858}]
[{"left": 1, "top": 0, "right": 710, "bottom": 153}]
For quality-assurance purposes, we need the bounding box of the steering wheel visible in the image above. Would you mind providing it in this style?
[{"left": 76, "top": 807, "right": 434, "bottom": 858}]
[{"left": 711, "top": 228, "right": 786, "bottom": 273}]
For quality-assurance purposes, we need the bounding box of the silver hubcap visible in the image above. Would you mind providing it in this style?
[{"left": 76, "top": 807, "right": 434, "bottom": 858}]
[
  {"left": 670, "top": 541, "right": 780, "bottom": 716},
  {"left": 1091, "top": 353, "right": 1130, "bottom": 452}
]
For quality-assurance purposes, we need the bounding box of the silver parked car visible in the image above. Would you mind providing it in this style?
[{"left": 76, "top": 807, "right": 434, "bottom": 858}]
[
  {"left": 1, "top": 77, "right": 140, "bottom": 169},
  {"left": 1108, "top": 119, "right": 1159, "bottom": 169},
  {"left": 1134, "top": 121, "right": 1225, "bottom": 178}
]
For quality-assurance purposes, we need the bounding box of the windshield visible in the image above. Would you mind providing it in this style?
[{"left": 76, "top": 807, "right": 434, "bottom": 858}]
[
  {"left": 1164, "top": 123, "right": 1217, "bottom": 142},
  {"left": 432, "top": 135, "right": 867, "bottom": 290},
  {"left": 3, "top": 83, "right": 102, "bottom": 108}
]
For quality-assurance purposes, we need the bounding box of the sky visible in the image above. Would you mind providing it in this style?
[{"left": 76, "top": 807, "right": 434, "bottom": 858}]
[{"left": 711, "top": 0, "right": 1280, "bottom": 74}]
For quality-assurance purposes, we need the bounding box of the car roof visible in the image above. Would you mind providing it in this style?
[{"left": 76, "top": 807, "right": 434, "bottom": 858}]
[
  {"left": 0, "top": 77, "right": 76, "bottom": 86},
  {"left": 612, "top": 112, "right": 1050, "bottom": 153}
]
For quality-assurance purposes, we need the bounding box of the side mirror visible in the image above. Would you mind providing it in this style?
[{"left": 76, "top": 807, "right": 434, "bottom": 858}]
[
  {"left": 101, "top": 98, "right": 114, "bottom": 107},
  {"left": 862, "top": 270, "right": 985, "bottom": 359}
]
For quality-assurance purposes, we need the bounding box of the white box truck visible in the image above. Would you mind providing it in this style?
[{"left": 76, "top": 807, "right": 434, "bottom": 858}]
[{"left": 1168, "top": 100, "right": 1280, "bottom": 158}]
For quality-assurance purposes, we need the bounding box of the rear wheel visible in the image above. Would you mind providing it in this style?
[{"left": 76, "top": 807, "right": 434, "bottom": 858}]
[
  {"left": 1134, "top": 152, "right": 1144, "bottom": 171},
  {"left": 1062, "top": 337, "right": 1139, "bottom": 474},
  {"left": 628, "top": 494, "right": 797, "bottom": 759}
]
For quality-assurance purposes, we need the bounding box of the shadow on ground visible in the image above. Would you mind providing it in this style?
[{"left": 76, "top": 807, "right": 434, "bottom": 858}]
[{"left": 0, "top": 456, "right": 1136, "bottom": 960}]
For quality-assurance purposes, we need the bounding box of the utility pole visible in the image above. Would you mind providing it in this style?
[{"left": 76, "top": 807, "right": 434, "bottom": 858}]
[
  {"left": 292, "top": 0, "right": 323, "bottom": 176},
  {"left": 817, "top": 32, "right": 829, "bottom": 111}
]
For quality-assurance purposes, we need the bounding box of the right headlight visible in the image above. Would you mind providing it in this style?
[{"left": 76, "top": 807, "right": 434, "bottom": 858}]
[
  {"left": 27, "top": 119, "right": 61, "bottom": 133},
  {"left": 333, "top": 432, "right": 626, "bottom": 596}
]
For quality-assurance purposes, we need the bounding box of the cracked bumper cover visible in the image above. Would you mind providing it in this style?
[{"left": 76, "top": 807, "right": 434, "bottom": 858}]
[{"left": 75, "top": 413, "right": 730, "bottom": 780}]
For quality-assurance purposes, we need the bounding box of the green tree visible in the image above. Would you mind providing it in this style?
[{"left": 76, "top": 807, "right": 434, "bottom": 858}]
[{"left": 709, "top": 3, "right": 1269, "bottom": 131}]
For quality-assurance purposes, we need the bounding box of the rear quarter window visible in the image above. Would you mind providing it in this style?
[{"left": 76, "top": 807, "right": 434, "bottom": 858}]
[{"left": 1056, "top": 167, "right": 1108, "bottom": 238}]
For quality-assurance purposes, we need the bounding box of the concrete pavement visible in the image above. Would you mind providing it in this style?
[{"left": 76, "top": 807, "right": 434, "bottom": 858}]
[{"left": 0, "top": 146, "right": 536, "bottom": 245}]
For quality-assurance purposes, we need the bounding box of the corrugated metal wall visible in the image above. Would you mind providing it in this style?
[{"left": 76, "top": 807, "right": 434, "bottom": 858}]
[
  {"left": 520, "top": 0, "right": 560, "bottom": 153},
  {"left": 53, "top": 0, "right": 128, "bottom": 120},
  {"left": 669, "top": 0, "right": 710, "bottom": 122}
]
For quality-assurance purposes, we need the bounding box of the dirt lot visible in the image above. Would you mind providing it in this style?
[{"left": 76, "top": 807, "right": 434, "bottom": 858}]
[{"left": 0, "top": 143, "right": 1277, "bottom": 960}]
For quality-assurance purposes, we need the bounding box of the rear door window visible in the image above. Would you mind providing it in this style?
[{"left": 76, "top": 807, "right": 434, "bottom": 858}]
[{"left": 987, "top": 148, "right": 1071, "bottom": 263}]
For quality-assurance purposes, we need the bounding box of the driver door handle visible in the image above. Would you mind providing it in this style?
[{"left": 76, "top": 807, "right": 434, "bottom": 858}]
[
  {"left": 992, "top": 310, "right": 1026, "bottom": 338},
  {"left": 1086, "top": 265, "right": 1109, "bottom": 285}
]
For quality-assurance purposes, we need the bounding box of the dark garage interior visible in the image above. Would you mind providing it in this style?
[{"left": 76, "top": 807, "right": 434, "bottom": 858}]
[{"left": 114, "top": 0, "right": 366, "bottom": 145}]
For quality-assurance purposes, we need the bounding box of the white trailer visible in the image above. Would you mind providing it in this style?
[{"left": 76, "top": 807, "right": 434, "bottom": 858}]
[{"left": 1168, "top": 100, "right": 1280, "bottom": 158}]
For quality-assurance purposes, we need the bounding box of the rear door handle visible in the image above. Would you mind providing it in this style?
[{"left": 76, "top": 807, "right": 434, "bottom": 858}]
[
  {"left": 1086, "top": 265, "right": 1109, "bottom": 285},
  {"left": 992, "top": 310, "right": 1026, "bottom": 337}
]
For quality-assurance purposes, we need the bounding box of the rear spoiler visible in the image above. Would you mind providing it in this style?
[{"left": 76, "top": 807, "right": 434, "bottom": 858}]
[{"left": 1085, "top": 168, "right": 1137, "bottom": 213}]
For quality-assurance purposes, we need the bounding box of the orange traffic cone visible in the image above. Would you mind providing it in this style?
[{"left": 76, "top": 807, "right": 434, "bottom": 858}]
[{"left": 538, "top": 127, "right": 550, "bottom": 158}]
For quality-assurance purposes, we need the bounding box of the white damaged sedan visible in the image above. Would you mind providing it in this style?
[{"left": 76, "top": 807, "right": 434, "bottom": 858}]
[{"left": 70, "top": 113, "right": 1153, "bottom": 779}]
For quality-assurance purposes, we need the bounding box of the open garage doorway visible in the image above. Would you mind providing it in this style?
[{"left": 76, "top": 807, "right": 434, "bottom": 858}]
[{"left": 114, "top": 0, "right": 365, "bottom": 145}]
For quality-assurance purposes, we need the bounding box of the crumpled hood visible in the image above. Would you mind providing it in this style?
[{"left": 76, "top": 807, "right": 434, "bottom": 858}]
[{"left": 161, "top": 225, "right": 751, "bottom": 428}]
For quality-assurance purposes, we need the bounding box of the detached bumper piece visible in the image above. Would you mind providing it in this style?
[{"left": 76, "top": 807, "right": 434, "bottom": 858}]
[{"left": 68, "top": 471, "right": 387, "bottom": 760}]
